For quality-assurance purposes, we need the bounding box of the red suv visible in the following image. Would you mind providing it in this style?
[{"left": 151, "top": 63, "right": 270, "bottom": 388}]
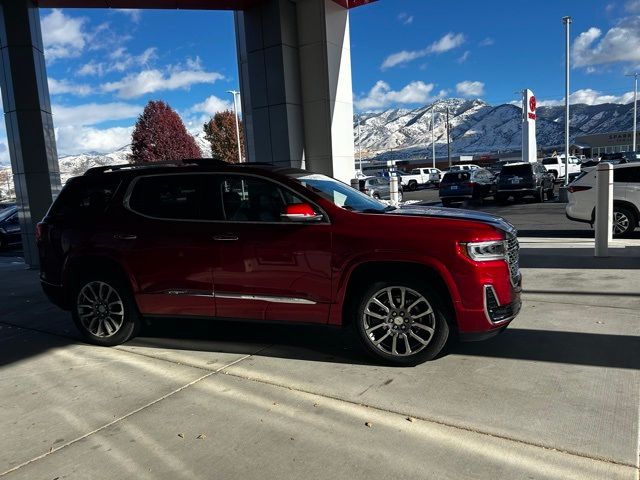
[{"left": 37, "top": 160, "right": 521, "bottom": 365}]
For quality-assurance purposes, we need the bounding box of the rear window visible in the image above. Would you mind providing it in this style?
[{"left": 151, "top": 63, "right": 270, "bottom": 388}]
[
  {"left": 49, "top": 175, "right": 120, "bottom": 218},
  {"left": 441, "top": 171, "right": 470, "bottom": 184},
  {"left": 542, "top": 158, "right": 558, "bottom": 165},
  {"left": 501, "top": 164, "right": 533, "bottom": 176}
]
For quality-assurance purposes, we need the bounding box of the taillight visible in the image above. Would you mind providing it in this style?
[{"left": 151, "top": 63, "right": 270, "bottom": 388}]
[
  {"left": 568, "top": 185, "right": 592, "bottom": 193},
  {"left": 462, "top": 182, "right": 476, "bottom": 187}
]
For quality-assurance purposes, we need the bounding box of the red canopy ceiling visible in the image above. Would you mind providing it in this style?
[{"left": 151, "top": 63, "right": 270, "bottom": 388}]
[{"left": 34, "top": 0, "right": 376, "bottom": 9}]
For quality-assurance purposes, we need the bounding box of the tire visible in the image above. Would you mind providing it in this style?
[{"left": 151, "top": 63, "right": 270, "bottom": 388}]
[
  {"left": 70, "top": 272, "right": 140, "bottom": 346},
  {"left": 441, "top": 199, "right": 453, "bottom": 207},
  {"left": 546, "top": 188, "right": 555, "bottom": 201},
  {"left": 373, "top": 193, "right": 381, "bottom": 200},
  {"left": 612, "top": 205, "right": 637, "bottom": 238},
  {"left": 408, "top": 180, "right": 418, "bottom": 191},
  {"left": 495, "top": 193, "right": 508, "bottom": 205},
  {"left": 549, "top": 171, "right": 558, "bottom": 181},
  {"left": 352, "top": 279, "right": 450, "bottom": 366},
  {"left": 534, "top": 187, "right": 544, "bottom": 203},
  {"left": 397, "top": 190, "right": 404, "bottom": 202}
]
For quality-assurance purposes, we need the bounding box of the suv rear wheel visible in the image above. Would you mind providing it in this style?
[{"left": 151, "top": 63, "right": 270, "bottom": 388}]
[
  {"left": 613, "top": 206, "right": 637, "bottom": 238},
  {"left": 353, "top": 280, "right": 450, "bottom": 365},
  {"left": 71, "top": 274, "right": 140, "bottom": 346}
]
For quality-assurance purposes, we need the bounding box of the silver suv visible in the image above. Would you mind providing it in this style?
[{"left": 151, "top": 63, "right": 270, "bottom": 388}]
[{"left": 354, "top": 176, "right": 404, "bottom": 201}]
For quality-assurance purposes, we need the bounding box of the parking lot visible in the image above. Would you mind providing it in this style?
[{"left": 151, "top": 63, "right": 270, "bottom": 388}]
[{"left": 1, "top": 198, "right": 639, "bottom": 479}]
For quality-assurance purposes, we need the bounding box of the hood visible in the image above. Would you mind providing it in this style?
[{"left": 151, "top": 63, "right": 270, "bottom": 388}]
[{"left": 387, "top": 205, "right": 517, "bottom": 236}]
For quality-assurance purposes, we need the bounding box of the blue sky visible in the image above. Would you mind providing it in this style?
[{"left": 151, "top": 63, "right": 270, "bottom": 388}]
[{"left": 1, "top": 0, "right": 639, "bottom": 162}]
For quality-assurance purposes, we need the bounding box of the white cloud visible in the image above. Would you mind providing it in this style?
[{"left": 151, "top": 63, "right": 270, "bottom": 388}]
[
  {"left": 48, "top": 78, "right": 93, "bottom": 97},
  {"left": 381, "top": 32, "right": 465, "bottom": 69},
  {"left": 56, "top": 125, "right": 133, "bottom": 155},
  {"left": 189, "top": 95, "right": 234, "bottom": 116},
  {"left": 355, "top": 80, "right": 444, "bottom": 110},
  {"left": 626, "top": 1, "right": 640, "bottom": 13},
  {"left": 101, "top": 58, "right": 223, "bottom": 98},
  {"left": 52, "top": 102, "right": 141, "bottom": 127},
  {"left": 537, "top": 88, "right": 635, "bottom": 107},
  {"left": 457, "top": 51, "right": 470, "bottom": 63},
  {"left": 572, "top": 17, "right": 640, "bottom": 67},
  {"left": 456, "top": 80, "right": 485, "bottom": 97},
  {"left": 41, "top": 9, "right": 87, "bottom": 62},
  {"left": 397, "top": 12, "right": 414, "bottom": 25},
  {"left": 479, "top": 37, "right": 495, "bottom": 47},
  {"left": 77, "top": 47, "right": 157, "bottom": 77},
  {"left": 113, "top": 9, "right": 142, "bottom": 23}
]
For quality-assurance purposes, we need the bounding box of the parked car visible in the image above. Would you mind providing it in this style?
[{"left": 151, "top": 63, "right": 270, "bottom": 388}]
[
  {"left": 449, "top": 164, "right": 480, "bottom": 172},
  {"left": 487, "top": 160, "right": 522, "bottom": 178},
  {"left": 495, "top": 162, "right": 555, "bottom": 203},
  {"left": 439, "top": 168, "right": 496, "bottom": 207},
  {"left": 37, "top": 160, "right": 521, "bottom": 365},
  {"left": 540, "top": 156, "right": 581, "bottom": 181},
  {"left": 566, "top": 163, "right": 640, "bottom": 238},
  {"left": 0, "top": 206, "right": 21, "bottom": 249},
  {"left": 354, "top": 176, "right": 403, "bottom": 202},
  {"left": 401, "top": 167, "right": 442, "bottom": 190}
]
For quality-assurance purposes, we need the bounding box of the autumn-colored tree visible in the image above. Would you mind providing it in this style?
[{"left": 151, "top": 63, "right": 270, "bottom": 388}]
[
  {"left": 130, "top": 100, "right": 201, "bottom": 163},
  {"left": 203, "top": 110, "right": 245, "bottom": 163}
]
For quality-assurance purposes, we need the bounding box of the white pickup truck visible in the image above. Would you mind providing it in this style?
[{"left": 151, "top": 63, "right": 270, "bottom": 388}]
[
  {"left": 400, "top": 167, "right": 443, "bottom": 190},
  {"left": 540, "top": 156, "right": 581, "bottom": 180}
]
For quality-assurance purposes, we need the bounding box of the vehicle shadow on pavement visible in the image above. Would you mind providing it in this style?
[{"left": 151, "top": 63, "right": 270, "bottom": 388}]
[
  {"left": 451, "top": 328, "right": 640, "bottom": 370},
  {"left": 131, "top": 317, "right": 371, "bottom": 365}
]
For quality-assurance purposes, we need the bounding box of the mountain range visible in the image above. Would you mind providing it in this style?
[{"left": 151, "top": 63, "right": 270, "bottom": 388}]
[
  {"left": 356, "top": 98, "right": 636, "bottom": 162},
  {"left": 0, "top": 98, "right": 636, "bottom": 198}
]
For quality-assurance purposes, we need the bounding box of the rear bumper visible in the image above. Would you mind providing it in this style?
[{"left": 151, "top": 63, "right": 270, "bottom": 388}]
[{"left": 41, "top": 280, "right": 69, "bottom": 310}]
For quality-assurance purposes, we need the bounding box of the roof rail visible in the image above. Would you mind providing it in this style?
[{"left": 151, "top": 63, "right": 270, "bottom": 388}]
[{"left": 83, "top": 158, "right": 229, "bottom": 176}]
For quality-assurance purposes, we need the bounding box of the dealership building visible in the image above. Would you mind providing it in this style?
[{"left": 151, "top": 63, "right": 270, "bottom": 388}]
[{"left": 573, "top": 131, "right": 640, "bottom": 157}]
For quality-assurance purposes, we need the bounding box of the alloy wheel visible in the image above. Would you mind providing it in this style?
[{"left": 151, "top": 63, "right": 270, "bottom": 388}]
[
  {"left": 613, "top": 211, "right": 630, "bottom": 236},
  {"left": 76, "top": 281, "right": 125, "bottom": 338},
  {"left": 362, "top": 286, "right": 436, "bottom": 357}
]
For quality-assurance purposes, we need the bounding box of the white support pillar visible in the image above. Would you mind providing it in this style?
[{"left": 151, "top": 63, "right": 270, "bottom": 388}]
[
  {"left": 522, "top": 89, "right": 537, "bottom": 163},
  {"left": 234, "top": 0, "right": 356, "bottom": 182},
  {"left": 594, "top": 162, "right": 613, "bottom": 258}
]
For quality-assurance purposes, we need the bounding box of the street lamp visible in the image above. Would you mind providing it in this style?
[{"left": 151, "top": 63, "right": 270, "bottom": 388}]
[
  {"left": 562, "top": 16, "right": 571, "bottom": 187},
  {"left": 625, "top": 73, "right": 639, "bottom": 152},
  {"left": 226, "top": 90, "right": 243, "bottom": 163}
]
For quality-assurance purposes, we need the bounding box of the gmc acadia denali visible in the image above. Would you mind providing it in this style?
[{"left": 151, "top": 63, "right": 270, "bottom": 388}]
[{"left": 37, "top": 160, "right": 521, "bottom": 365}]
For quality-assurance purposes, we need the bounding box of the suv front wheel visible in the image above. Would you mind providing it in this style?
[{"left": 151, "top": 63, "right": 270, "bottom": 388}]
[
  {"left": 71, "top": 274, "right": 140, "bottom": 346},
  {"left": 353, "top": 280, "right": 450, "bottom": 365}
]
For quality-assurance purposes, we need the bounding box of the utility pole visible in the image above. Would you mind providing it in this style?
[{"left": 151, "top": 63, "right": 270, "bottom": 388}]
[
  {"left": 562, "top": 16, "right": 571, "bottom": 187},
  {"left": 626, "top": 73, "right": 639, "bottom": 152},
  {"left": 431, "top": 108, "right": 436, "bottom": 168},
  {"left": 446, "top": 106, "right": 452, "bottom": 168},
  {"left": 227, "top": 90, "right": 242, "bottom": 163},
  {"left": 357, "top": 113, "right": 363, "bottom": 172}
]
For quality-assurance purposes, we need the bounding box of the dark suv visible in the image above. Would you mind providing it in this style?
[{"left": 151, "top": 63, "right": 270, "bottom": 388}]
[
  {"left": 496, "top": 162, "right": 554, "bottom": 203},
  {"left": 37, "top": 160, "right": 521, "bottom": 365}
]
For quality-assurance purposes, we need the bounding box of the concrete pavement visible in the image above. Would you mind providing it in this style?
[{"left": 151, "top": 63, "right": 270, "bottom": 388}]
[{"left": 0, "top": 222, "right": 639, "bottom": 478}]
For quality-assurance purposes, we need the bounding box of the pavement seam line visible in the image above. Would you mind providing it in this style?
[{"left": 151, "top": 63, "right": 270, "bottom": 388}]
[
  {"left": 218, "top": 369, "right": 639, "bottom": 471},
  {"left": 523, "top": 298, "right": 640, "bottom": 312},
  {"left": 0, "top": 350, "right": 267, "bottom": 478}
]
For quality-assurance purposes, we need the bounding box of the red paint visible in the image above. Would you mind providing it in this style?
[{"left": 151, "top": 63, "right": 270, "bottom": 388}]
[
  {"left": 528, "top": 113, "right": 536, "bottom": 120},
  {"left": 529, "top": 95, "right": 537, "bottom": 112},
  {"left": 38, "top": 163, "right": 519, "bottom": 337},
  {"left": 285, "top": 203, "right": 316, "bottom": 216}
]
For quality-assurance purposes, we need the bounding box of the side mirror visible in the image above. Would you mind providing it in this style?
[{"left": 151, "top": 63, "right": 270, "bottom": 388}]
[{"left": 281, "top": 203, "right": 324, "bottom": 223}]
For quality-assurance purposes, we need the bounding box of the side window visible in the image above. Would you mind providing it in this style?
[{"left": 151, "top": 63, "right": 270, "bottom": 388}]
[
  {"left": 614, "top": 167, "right": 640, "bottom": 183},
  {"left": 218, "top": 175, "right": 312, "bottom": 223},
  {"left": 50, "top": 176, "right": 120, "bottom": 218},
  {"left": 128, "top": 174, "right": 209, "bottom": 220}
]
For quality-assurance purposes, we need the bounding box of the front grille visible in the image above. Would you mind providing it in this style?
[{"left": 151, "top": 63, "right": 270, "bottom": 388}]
[{"left": 506, "top": 234, "right": 520, "bottom": 285}]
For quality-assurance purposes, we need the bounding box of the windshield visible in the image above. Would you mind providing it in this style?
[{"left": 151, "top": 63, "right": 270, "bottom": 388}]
[
  {"left": 288, "top": 173, "right": 390, "bottom": 213},
  {"left": 501, "top": 164, "right": 532, "bottom": 176},
  {"left": 441, "top": 171, "right": 471, "bottom": 184}
]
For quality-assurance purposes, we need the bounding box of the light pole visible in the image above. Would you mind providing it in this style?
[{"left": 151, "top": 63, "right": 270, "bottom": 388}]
[
  {"left": 626, "top": 73, "right": 639, "bottom": 152},
  {"left": 446, "top": 106, "right": 452, "bottom": 168},
  {"left": 562, "top": 16, "right": 571, "bottom": 187},
  {"left": 357, "top": 113, "right": 363, "bottom": 173},
  {"left": 431, "top": 108, "right": 436, "bottom": 168},
  {"left": 227, "top": 90, "right": 242, "bottom": 163}
]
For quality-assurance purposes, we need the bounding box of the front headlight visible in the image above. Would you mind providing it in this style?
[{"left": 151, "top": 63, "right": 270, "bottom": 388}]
[{"left": 463, "top": 240, "right": 507, "bottom": 261}]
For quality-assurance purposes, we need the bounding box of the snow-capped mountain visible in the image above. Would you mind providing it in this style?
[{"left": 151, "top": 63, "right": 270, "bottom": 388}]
[{"left": 356, "top": 98, "right": 637, "bottom": 161}]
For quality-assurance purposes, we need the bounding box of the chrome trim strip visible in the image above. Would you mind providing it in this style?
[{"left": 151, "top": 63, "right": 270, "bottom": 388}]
[
  {"left": 215, "top": 293, "right": 317, "bottom": 305},
  {"left": 40, "top": 278, "right": 62, "bottom": 288},
  {"left": 162, "top": 289, "right": 215, "bottom": 298},
  {"left": 483, "top": 285, "right": 516, "bottom": 325}
]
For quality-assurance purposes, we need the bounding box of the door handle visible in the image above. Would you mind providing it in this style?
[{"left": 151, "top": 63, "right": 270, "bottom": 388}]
[
  {"left": 213, "top": 234, "right": 239, "bottom": 241},
  {"left": 114, "top": 234, "right": 137, "bottom": 240}
]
